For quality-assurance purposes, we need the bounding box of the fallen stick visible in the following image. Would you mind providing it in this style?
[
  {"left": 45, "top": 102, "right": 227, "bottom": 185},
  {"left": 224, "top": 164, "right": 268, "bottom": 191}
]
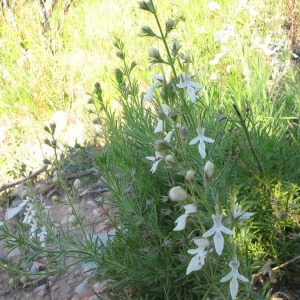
[{"left": 0, "top": 164, "right": 48, "bottom": 193}]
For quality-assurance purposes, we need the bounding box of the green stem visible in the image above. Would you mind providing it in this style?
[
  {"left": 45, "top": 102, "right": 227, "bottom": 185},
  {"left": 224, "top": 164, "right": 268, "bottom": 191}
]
[
  {"left": 233, "top": 103, "right": 264, "bottom": 177},
  {"left": 153, "top": 12, "right": 177, "bottom": 79}
]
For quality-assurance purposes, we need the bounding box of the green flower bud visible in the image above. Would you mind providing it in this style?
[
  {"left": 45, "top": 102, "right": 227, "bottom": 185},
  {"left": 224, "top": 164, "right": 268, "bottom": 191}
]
[
  {"left": 155, "top": 139, "right": 173, "bottom": 151},
  {"left": 185, "top": 170, "right": 195, "bottom": 181},
  {"left": 165, "top": 154, "right": 175, "bottom": 166},
  {"left": 68, "top": 215, "right": 78, "bottom": 226},
  {"left": 141, "top": 25, "right": 157, "bottom": 37},
  {"left": 73, "top": 179, "right": 81, "bottom": 190},
  {"left": 148, "top": 47, "right": 161, "bottom": 59},
  {"left": 166, "top": 18, "right": 175, "bottom": 32}
]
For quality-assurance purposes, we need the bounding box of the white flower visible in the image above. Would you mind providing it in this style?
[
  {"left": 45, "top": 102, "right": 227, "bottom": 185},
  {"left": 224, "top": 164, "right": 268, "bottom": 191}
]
[
  {"left": 208, "top": 1, "right": 220, "bottom": 11},
  {"left": 215, "top": 24, "right": 235, "bottom": 43},
  {"left": 210, "top": 73, "right": 218, "bottom": 80},
  {"left": 186, "top": 238, "right": 209, "bottom": 275},
  {"left": 220, "top": 260, "right": 249, "bottom": 299},
  {"left": 164, "top": 129, "right": 174, "bottom": 143},
  {"left": 176, "top": 74, "right": 203, "bottom": 103},
  {"left": 209, "top": 46, "right": 228, "bottom": 65},
  {"left": 145, "top": 151, "right": 164, "bottom": 173},
  {"left": 23, "top": 203, "right": 36, "bottom": 225},
  {"left": 154, "top": 104, "right": 171, "bottom": 133},
  {"left": 37, "top": 226, "right": 47, "bottom": 247},
  {"left": 203, "top": 214, "right": 233, "bottom": 255},
  {"left": 233, "top": 204, "right": 255, "bottom": 221},
  {"left": 189, "top": 128, "right": 214, "bottom": 159},
  {"left": 173, "top": 204, "right": 197, "bottom": 231},
  {"left": 143, "top": 74, "right": 164, "bottom": 101}
]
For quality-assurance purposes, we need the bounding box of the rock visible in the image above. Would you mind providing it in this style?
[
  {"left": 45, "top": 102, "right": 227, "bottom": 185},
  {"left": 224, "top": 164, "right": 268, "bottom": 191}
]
[
  {"left": 75, "top": 278, "right": 89, "bottom": 294},
  {"left": 93, "top": 279, "right": 113, "bottom": 294},
  {"left": 82, "top": 262, "right": 97, "bottom": 276},
  {"left": 72, "top": 291, "right": 95, "bottom": 300},
  {"left": 11, "top": 199, "right": 24, "bottom": 207}
]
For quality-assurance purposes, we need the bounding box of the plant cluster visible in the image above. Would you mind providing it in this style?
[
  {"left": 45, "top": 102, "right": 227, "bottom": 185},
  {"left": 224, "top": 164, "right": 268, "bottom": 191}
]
[{"left": 0, "top": 0, "right": 299, "bottom": 299}]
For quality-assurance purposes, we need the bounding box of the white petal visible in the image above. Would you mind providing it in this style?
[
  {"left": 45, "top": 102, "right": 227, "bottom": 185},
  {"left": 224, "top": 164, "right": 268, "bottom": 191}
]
[
  {"left": 150, "top": 159, "right": 161, "bottom": 173},
  {"left": 189, "top": 136, "right": 200, "bottom": 145},
  {"left": 161, "top": 104, "right": 171, "bottom": 114},
  {"left": 153, "top": 74, "right": 164, "bottom": 81},
  {"left": 220, "top": 271, "right": 233, "bottom": 283},
  {"left": 154, "top": 119, "right": 164, "bottom": 133},
  {"left": 187, "top": 85, "right": 197, "bottom": 103},
  {"left": 187, "top": 249, "right": 200, "bottom": 255},
  {"left": 230, "top": 277, "right": 239, "bottom": 299},
  {"left": 173, "top": 214, "right": 189, "bottom": 231},
  {"left": 164, "top": 130, "right": 174, "bottom": 143},
  {"left": 202, "top": 227, "right": 216, "bottom": 237},
  {"left": 213, "top": 231, "right": 224, "bottom": 255},
  {"left": 198, "top": 140, "right": 206, "bottom": 158},
  {"left": 220, "top": 225, "right": 234, "bottom": 235},
  {"left": 184, "top": 204, "right": 197, "bottom": 214},
  {"left": 193, "top": 238, "right": 209, "bottom": 249},
  {"left": 239, "top": 212, "right": 255, "bottom": 221},
  {"left": 202, "top": 136, "right": 215, "bottom": 143},
  {"left": 237, "top": 273, "right": 249, "bottom": 282},
  {"left": 143, "top": 84, "right": 156, "bottom": 101},
  {"left": 176, "top": 82, "right": 187, "bottom": 88},
  {"left": 145, "top": 156, "right": 155, "bottom": 161},
  {"left": 186, "top": 254, "right": 203, "bottom": 275},
  {"left": 190, "top": 81, "right": 202, "bottom": 89}
]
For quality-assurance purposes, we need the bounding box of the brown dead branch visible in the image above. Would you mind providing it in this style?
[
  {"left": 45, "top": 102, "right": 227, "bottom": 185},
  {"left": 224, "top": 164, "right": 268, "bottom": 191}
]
[{"left": 0, "top": 164, "right": 48, "bottom": 193}]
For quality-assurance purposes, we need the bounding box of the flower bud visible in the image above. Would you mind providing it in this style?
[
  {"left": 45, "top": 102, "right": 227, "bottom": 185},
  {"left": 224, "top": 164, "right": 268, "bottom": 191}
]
[
  {"left": 139, "top": 0, "right": 154, "bottom": 12},
  {"left": 204, "top": 161, "right": 214, "bottom": 179},
  {"left": 9, "top": 278, "right": 17, "bottom": 286},
  {"left": 185, "top": 170, "right": 195, "bottom": 181},
  {"left": 141, "top": 25, "right": 156, "bottom": 37},
  {"left": 154, "top": 139, "right": 172, "bottom": 151},
  {"left": 165, "top": 154, "right": 175, "bottom": 166},
  {"left": 179, "top": 125, "right": 189, "bottom": 143},
  {"left": 204, "top": 161, "right": 214, "bottom": 187},
  {"left": 166, "top": 18, "right": 175, "bottom": 32},
  {"left": 20, "top": 276, "right": 29, "bottom": 284},
  {"left": 169, "top": 186, "right": 188, "bottom": 201},
  {"left": 171, "top": 38, "right": 180, "bottom": 56},
  {"left": 148, "top": 47, "right": 161, "bottom": 59},
  {"left": 73, "top": 179, "right": 81, "bottom": 190},
  {"left": 68, "top": 215, "right": 78, "bottom": 226},
  {"left": 52, "top": 195, "right": 59, "bottom": 203}
]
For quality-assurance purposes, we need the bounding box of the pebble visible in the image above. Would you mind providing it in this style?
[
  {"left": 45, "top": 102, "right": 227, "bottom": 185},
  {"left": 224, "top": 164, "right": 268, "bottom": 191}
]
[{"left": 86, "top": 200, "right": 98, "bottom": 208}]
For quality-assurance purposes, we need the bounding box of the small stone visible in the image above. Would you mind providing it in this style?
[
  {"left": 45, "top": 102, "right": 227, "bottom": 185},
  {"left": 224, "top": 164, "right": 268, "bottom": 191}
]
[{"left": 86, "top": 200, "right": 98, "bottom": 208}]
